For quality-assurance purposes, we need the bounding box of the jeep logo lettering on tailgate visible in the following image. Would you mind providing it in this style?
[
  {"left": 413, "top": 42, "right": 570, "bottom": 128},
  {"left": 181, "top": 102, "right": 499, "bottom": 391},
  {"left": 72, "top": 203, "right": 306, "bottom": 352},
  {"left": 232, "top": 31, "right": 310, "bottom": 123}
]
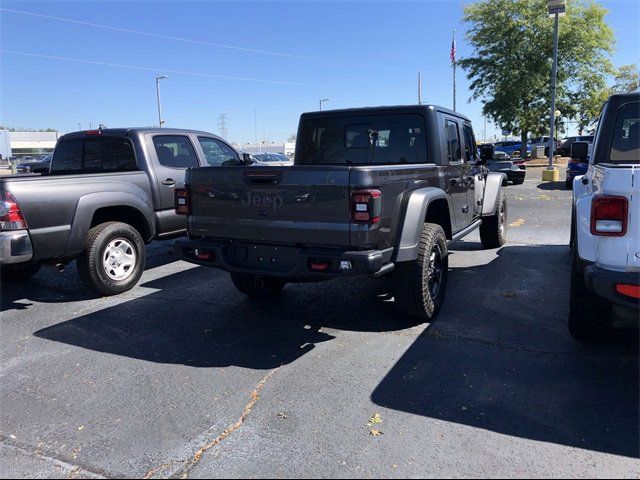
[{"left": 241, "top": 191, "right": 284, "bottom": 211}]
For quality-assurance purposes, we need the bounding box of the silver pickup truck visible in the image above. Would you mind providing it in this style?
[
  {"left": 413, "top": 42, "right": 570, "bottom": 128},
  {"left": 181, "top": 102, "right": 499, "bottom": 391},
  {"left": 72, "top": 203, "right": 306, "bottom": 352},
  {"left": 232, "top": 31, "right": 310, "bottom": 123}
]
[{"left": 0, "top": 127, "right": 240, "bottom": 295}]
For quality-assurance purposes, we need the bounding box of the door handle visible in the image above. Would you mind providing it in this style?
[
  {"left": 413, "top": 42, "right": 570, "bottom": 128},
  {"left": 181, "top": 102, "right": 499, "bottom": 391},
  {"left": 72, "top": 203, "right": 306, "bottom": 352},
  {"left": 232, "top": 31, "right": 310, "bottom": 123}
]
[{"left": 162, "top": 178, "right": 176, "bottom": 186}]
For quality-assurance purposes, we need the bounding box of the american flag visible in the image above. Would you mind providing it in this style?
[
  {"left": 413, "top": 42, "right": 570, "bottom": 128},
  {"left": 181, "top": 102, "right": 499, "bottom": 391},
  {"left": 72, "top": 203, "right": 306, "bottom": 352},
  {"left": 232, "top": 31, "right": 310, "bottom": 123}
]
[{"left": 450, "top": 33, "right": 456, "bottom": 64}]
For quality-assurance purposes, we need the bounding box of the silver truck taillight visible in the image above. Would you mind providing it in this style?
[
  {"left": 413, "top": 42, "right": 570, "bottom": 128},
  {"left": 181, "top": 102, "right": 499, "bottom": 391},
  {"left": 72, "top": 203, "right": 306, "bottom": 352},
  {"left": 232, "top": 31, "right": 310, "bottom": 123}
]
[
  {"left": 590, "top": 195, "right": 627, "bottom": 236},
  {"left": 0, "top": 190, "right": 28, "bottom": 230}
]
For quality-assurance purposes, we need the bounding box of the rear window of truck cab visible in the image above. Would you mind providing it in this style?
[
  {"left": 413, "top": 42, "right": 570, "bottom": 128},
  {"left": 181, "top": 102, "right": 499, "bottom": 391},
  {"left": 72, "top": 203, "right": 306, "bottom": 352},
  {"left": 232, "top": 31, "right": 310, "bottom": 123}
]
[
  {"left": 609, "top": 101, "right": 639, "bottom": 163},
  {"left": 297, "top": 114, "right": 427, "bottom": 165},
  {"left": 51, "top": 136, "right": 137, "bottom": 174}
]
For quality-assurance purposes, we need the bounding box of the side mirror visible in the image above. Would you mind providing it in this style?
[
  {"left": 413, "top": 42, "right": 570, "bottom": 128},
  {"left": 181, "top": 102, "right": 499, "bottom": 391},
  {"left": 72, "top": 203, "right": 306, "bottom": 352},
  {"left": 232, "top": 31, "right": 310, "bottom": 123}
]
[
  {"left": 479, "top": 144, "right": 495, "bottom": 163},
  {"left": 242, "top": 153, "right": 254, "bottom": 165},
  {"left": 571, "top": 142, "right": 589, "bottom": 162}
]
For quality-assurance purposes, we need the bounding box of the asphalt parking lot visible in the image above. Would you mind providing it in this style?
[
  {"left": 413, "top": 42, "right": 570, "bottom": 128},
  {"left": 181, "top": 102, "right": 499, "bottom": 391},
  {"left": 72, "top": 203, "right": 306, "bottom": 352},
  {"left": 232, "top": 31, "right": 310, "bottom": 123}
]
[{"left": 1, "top": 172, "right": 638, "bottom": 478}]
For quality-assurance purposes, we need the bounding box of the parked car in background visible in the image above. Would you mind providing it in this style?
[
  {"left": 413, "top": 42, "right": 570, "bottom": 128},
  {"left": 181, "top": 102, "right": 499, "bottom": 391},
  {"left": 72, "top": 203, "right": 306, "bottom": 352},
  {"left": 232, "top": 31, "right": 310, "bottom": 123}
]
[
  {"left": 565, "top": 152, "right": 588, "bottom": 189},
  {"left": 569, "top": 93, "right": 639, "bottom": 341},
  {"left": 16, "top": 154, "right": 52, "bottom": 174},
  {"left": 529, "top": 136, "right": 561, "bottom": 157},
  {"left": 252, "top": 152, "right": 294, "bottom": 166},
  {"left": 486, "top": 152, "right": 526, "bottom": 185},
  {"left": 493, "top": 140, "right": 531, "bottom": 158},
  {"left": 557, "top": 135, "right": 594, "bottom": 157},
  {"left": 0, "top": 128, "right": 236, "bottom": 295},
  {"left": 174, "top": 105, "right": 509, "bottom": 322}
]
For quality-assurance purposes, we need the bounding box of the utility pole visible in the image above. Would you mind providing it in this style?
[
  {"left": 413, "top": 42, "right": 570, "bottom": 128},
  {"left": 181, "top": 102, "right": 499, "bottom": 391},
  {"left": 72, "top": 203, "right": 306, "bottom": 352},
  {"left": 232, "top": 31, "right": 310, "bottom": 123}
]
[
  {"left": 319, "top": 98, "right": 330, "bottom": 111},
  {"left": 77, "top": 123, "right": 81, "bottom": 131},
  {"left": 545, "top": 0, "right": 565, "bottom": 179},
  {"left": 217, "top": 113, "right": 229, "bottom": 140},
  {"left": 156, "top": 75, "right": 168, "bottom": 127},
  {"left": 451, "top": 30, "right": 457, "bottom": 111},
  {"left": 254, "top": 109, "right": 258, "bottom": 149},
  {"left": 483, "top": 115, "right": 487, "bottom": 143},
  {"left": 417, "top": 72, "right": 422, "bottom": 105}
]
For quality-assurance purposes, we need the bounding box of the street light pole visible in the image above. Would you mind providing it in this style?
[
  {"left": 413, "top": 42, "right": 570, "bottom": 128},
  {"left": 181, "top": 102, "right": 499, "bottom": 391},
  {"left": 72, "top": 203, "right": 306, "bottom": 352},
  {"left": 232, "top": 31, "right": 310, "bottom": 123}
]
[
  {"left": 156, "top": 75, "right": 168, "bottom": 127},
  {"left": 319, "top": 98, "right": 330, "bottom": 111},
  {"left": 546, "top": 0, "right": 565, "bottom": 173}
]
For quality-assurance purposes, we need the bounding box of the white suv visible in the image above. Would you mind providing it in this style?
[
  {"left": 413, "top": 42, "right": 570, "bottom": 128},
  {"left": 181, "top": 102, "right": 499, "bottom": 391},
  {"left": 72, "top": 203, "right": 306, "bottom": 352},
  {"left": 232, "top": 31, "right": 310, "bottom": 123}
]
[{"left": 569, "top": 93, "right": 639, "bottom": 340}]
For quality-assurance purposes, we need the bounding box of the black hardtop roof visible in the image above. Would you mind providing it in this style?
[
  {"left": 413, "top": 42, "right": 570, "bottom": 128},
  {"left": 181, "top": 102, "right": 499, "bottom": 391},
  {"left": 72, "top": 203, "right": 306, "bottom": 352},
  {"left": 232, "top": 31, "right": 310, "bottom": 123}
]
[{"left": 299, "top": 104, "right": 472, "bottom": 123}]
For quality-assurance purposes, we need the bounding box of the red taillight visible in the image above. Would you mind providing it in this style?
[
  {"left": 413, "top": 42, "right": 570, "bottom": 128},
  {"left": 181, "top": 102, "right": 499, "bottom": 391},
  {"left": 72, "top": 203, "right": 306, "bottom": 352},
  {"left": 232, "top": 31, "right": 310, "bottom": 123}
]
[
  {"left": 0, "top": 191, "right": 28, "bottom": 230},
  {"left": 352, "top": 189, "right": 381, "bottom": 224},
  {"left": 616, "top": 284, "right": 640, "bottom": 299},
  {"left": 85, "top": 130, "right": 102, "bottom": 135},
  {"left": 590, "top": 195, "right": 627, "bottom": 236},
  {"left": 309, "top": 260, "right": 329, "bottom": 271},
  {"left": 175, "top": 188, "right": 191, "bottom": 215}
]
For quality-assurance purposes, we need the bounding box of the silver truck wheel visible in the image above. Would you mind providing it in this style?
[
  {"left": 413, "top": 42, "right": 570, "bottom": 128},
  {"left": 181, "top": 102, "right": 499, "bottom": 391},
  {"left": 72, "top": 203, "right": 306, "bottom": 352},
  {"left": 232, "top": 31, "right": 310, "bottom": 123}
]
[
  {"left": 77, "top": 222, "right": 146, "bottom": 296},
  {"left": 102, "top": 238, "right": 137, "bottom": 281}
]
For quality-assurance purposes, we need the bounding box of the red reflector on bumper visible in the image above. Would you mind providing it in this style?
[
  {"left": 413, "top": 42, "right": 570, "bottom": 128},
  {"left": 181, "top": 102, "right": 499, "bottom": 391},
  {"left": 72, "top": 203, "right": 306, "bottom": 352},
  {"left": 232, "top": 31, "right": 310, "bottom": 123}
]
[
  {"left": 194, "top": 249, "right": 214, "bottom": 261},
  {"left": 616, "top": 284, "right": 640, "bottom": 299},
  {"left": 310, "top": 261, "right": 329, "bottom": 271}
]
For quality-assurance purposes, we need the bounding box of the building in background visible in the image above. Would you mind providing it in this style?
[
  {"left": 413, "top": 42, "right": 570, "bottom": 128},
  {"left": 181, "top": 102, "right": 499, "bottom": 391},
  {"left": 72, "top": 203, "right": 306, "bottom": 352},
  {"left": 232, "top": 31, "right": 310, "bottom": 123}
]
[
  {"left": 1, "top": 131, "right": 63, "bottom": 160},
  {"left": 233, "top": 142, "right": 295, "bottom": 157},
  {"left": 0, "top": 131, "right": 11, "bottom": 161}
]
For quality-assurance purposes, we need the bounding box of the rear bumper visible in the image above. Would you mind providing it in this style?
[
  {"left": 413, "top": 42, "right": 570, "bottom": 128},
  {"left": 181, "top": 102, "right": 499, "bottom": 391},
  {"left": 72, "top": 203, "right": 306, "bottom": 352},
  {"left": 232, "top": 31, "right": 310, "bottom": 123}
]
[
  {"left": 0, "top": 230, "right": 34, "bottom": 265},
  {"left": 173, "top": 237, "right": 392, "bottom": 281},
  {"left": 584, "top": 264, "right": 640, "bottom": 311}
]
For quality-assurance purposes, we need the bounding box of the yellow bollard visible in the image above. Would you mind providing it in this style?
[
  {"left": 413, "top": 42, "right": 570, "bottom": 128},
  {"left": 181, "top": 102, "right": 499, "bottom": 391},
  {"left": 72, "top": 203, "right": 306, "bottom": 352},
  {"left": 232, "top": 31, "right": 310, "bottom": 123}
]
[{"left": 542, "top": 167, "right": 559, "bottom": 181}]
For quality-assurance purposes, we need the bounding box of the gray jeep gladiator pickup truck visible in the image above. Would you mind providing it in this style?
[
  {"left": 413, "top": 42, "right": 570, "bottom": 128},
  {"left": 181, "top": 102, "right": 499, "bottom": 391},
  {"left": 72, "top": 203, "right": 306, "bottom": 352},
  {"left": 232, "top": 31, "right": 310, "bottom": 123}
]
[
  {"left": 173, "top": 105, "right": 507, "bottom": 321},
  {"left": 0, "top": 127, "right": 241, "bottom": 295}
]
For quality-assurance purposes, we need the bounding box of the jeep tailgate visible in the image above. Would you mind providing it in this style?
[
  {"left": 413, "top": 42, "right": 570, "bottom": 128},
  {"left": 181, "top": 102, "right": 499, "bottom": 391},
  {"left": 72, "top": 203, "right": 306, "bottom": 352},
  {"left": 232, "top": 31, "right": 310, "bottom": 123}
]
[{"left": 187, "top": 166, "right": 351, "bottom": 246}]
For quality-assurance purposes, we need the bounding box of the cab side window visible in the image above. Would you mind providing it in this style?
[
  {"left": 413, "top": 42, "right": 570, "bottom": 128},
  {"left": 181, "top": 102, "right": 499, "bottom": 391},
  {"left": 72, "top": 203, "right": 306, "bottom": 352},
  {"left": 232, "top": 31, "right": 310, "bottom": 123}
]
[
  {"left": 445, "top": 120, "right": 461, "bottom": 162},
  {"left": 153, "top": 135, "right": 199, "bottom": 168},
  {"left": 198, "top": 137, "right": 240, "bottom": 166},
  {"left": 462, "top": 124, "right": 477, "bottom": 162}
]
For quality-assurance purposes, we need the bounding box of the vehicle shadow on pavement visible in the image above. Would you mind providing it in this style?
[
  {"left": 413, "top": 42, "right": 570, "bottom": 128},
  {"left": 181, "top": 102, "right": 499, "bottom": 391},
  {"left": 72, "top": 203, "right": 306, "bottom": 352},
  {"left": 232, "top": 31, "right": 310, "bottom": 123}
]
[
  {"left": 371, "top": 245, "right": 639, "bottom": 458},
  {"left": 32, "top": 261, "right": 416, "bottom": 370},
  {"left": 0, "top": 241, "right": 181, "bottom": 312},
  {"left": 537, "top": 181, "right": 568, "bottom": 191}
]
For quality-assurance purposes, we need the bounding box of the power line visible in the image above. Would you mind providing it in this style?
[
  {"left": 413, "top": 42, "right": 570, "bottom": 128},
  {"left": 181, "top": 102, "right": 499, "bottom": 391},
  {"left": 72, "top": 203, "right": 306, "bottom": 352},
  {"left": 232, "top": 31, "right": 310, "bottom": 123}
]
[
  {"left": 217, "top": 113, "right": 229, "bottom": 140},
  {"left": 0, "top": 50, "right": 326, "bottom": 87},
  {"left": 0, "top": 8, "right": 332, "bottom": 63}
]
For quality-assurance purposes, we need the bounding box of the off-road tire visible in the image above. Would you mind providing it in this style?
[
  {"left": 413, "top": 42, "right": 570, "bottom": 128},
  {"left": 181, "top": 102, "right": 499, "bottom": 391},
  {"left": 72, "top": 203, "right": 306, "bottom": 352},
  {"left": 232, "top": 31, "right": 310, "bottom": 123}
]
[
  {"left": 513, "top": 178, "right": 525, "bottom": 185},
  {"left": 480, "top": 192, "right": 507, "bottom": 249},
  {"left": 230, "top": 272, "right": 286, "bottom": 300},
  {"left": 77, "top": 221, "right": 146, "bottom": 296},
  {"left": 393, "top": 223, "right": 448, "bottom": 322},
  {"left": 0, "top": 263, "right": 41, "bottom": 283},
  {"left": 565, "top": 178, "right": 573, "bottom": 190}
]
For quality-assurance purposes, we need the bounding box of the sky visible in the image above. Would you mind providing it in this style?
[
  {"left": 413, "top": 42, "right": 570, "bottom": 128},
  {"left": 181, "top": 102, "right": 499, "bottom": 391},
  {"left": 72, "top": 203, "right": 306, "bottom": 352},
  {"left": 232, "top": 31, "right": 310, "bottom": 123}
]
[{"left": 1, "top": 0, "right": 639, "bottom": 143}]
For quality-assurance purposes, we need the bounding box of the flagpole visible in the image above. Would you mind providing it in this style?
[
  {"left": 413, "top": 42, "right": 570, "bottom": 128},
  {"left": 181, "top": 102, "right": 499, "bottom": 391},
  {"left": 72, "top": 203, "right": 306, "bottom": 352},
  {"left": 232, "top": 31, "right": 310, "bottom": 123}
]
[{"left": 452, "top": 29, "right": 457, "bottom": 111}]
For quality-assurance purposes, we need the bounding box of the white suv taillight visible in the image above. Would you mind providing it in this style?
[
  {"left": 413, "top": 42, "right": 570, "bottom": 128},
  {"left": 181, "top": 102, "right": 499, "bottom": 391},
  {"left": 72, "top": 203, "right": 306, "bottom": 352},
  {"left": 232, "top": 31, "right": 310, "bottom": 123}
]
[
  {"left": 0, "top": 191, "right": 28, "bottom": 230},
  {"left": 590, "top": 195, "right": 628, "bottom": 236}
]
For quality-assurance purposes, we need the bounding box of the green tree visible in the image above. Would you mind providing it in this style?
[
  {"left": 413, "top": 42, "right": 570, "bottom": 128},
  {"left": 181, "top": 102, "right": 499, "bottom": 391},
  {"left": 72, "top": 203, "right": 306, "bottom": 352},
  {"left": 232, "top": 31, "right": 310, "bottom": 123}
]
[
  {"left": 612, "top": 64, "right": 640, "bottom": 94},
  {"left": 458, "top": 0, "right": 614, "bottom": 156}
]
